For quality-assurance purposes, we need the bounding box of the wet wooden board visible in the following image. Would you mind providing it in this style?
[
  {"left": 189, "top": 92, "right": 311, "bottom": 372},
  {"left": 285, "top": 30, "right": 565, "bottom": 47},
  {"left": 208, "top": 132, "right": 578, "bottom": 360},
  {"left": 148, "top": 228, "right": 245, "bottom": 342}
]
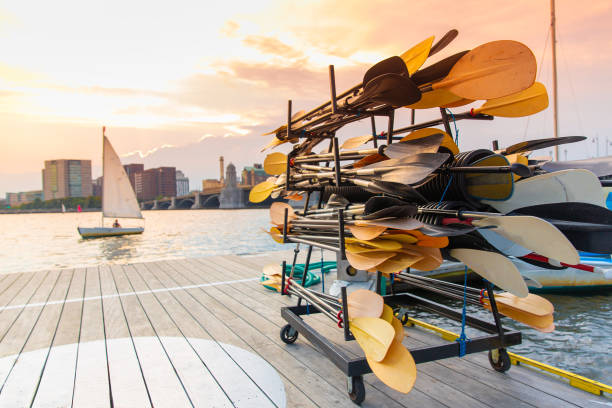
[{"left": 0, "top": 252, "right": 606, "bottom": 408}]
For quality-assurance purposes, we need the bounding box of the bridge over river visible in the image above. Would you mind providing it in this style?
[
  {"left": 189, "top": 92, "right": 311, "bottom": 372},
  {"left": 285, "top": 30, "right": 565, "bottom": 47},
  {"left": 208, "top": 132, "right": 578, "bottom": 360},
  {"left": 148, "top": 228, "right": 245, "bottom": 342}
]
[{"left": 140, "top": 185, "right": 276, "bottom": 210}]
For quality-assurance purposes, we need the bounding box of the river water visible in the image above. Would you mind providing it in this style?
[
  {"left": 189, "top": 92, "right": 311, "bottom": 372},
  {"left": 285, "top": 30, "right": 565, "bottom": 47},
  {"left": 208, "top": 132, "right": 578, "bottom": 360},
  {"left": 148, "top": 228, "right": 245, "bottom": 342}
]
[{"left": 0, "top": 210, "right": 609, "bottom": 384}]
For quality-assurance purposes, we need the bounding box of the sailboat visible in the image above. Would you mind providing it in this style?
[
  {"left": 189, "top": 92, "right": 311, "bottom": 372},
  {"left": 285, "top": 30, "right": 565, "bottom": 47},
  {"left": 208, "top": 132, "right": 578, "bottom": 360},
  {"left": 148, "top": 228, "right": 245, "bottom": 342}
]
[
  {"left": 61, "top": 203, "right": 66, "bottom": 213},
  {"left": 78, "top": 127, "right": 144, "bottom": 238}
]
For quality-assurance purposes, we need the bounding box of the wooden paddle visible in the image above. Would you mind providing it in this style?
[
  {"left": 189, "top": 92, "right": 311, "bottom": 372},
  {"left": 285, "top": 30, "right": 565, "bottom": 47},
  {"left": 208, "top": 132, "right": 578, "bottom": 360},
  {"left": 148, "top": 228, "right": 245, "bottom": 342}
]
[
  {"left": 249, "top": 180, "right": 277, "bottom": 203},
  {"left": 420, "top": 40, "right": 536, "bottom": 100},
  {"left": 429, "top": 29, "right": 459, "bottom": 56},
  {"left": 500, "top": 136, "right": 586, "bottom": 155},
  {"left": 341, "top": 134, "right": 374, "bottom": 150},
  {"left": 346, "top": 251, "right": 396, "bottom": 270},
  {"left": 450, "top": 248, "right": 529, "bottom": 297}
]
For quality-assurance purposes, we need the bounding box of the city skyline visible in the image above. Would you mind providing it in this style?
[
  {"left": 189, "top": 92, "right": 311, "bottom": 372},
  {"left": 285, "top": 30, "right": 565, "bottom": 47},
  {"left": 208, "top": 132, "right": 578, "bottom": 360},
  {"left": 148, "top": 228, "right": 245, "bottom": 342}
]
[{"left": 2, "top": 1, "right": 612, "bottom": 196}]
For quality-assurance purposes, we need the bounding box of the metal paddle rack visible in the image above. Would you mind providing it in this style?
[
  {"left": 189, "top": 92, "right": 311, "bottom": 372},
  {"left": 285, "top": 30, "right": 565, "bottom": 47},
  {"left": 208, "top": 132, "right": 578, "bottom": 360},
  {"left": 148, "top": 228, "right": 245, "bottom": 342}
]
[{"left": 276, "top": 65, "right": 522, "bottom": 405}]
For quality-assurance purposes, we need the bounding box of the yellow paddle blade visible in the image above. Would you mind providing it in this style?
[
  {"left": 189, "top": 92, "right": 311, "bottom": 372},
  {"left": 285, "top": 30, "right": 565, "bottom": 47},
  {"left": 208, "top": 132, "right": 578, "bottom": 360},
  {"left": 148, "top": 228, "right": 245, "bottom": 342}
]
[
  {"left": 474, "top": 82, "right": 548, "bottom": 118},
  {"left": 346, "top": 251, "right": 396, "bottom": 270},
  {"left": 346, "top": 243, "right": 385, "bottom": 254},
  {"left": 350, "top": 317, "right": 395, "bottom": 362},
  {"left": 365, "top": 339, "right": 417, "bottom": 393},
  {"left": 401, "top": 36, "right": 435, "bottom": 75},
  {"left": 432, "top": 40, "right": 537, "bottom": 100},
  {"left": 347, "top": 289, "right": 384, "bottom": 318},
  {"left": 464, "top": 154, "right": 514, "bottom": 200},
  {"left": 265, "top": 227, "right": 284, "bottom": 244},
  {"left": 483, "top": 301, "right": 555, "bottom": 332},
  {"left": 387, "top": 230, "right": 449, "bottom": 248},
  {"left": 375, "top": 253, "right": 424, "bottom": 274},
  {"left": 249, "top": 180, "right": 276, "bottom": 203},
  {"left": 261, "top": 137, "right": 287, "bottom": 152},
  {"left": 399, "top": 128, "right": 459, "bottom": 155},
  {"left": 450, "top": 248, "right": 528, "bottom": 297},
  {"left": 379, "top": 233, "right": 418, "bottom": 245},
  {"left": 269, "top": 202, "right": 297, "bottom": 226},
  {"left": 390, "top": 316, "right": 405, "bottom": 342},
  {"left": 341, "top": 134, "right": 373, "bottom": 150},
  {"left": 353, "top": 153, "right": 387, "bottom": 168},
  {"left": 263, "top": 152, "right": 288, "bottom": 175},
  {"left": 405, "top": 246, "right": 443, "bottom": 271},
  {"left": 380, "top": 304, "right": 394, "bottom": 322},
  {"left": 348, "top": 224, "right": 387, "bottom": 241},
  {"left": 405, "top": 88, "right": 463, "bottom": 109},
  {"left": 506, "top": 153, "right": 528, "bottom": 181},
  {"left": 495, "top": 292, "right": 554, "bottom": 316},
  {"left": 262, "top": 263, "right": 282, "bottom": 277},
  {"left": 441, "top": 97, "right": 474, "bottom": 108},
  {"left": 345, "top": 237, "right": 402, "bottom": 251}
]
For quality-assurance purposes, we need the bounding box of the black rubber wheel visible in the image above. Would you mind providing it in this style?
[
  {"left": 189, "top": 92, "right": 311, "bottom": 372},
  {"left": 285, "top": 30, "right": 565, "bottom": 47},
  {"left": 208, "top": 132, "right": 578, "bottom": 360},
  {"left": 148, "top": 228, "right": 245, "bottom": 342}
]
[
  {"left": 280, "top": 324, "right": 298, "bottom": 344},
  {"left": 399, "top": 313, "right": 409, "bottom": 325},
  {"left": 348, "top": 376, "right": 365, "bottom": 405},
  {"left": 488, "top": 348, "right": 511, "bottom": 372}
]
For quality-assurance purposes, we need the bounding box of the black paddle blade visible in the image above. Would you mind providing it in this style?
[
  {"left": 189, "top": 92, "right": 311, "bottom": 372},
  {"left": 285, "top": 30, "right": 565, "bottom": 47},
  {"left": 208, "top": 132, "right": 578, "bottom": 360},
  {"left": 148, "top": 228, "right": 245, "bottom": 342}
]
[
  {"left": 509, "top": 202, "right": 612, "bottom": 225},
  {"left": 384, "top": 133, "right": 445, "bottom": 159},
  {"left": 365, "top": 196, "right": 414, "bottom": 214},
  {"left": 502, "top": 136, "right": 586, "bottom": 155},
  {"left": 540, "top": 156, "right": 612, "bottom": 178},
  {"left": 510, "top": 202, "right": 612, "bottom": 253},
  {"left": 369, "top": 181, "right": 428, "bottom": 203},
  {"left": 355, "top": 73, "right": 421, "bottom": 108},
  {"left": 363, "top": 56, "right": 408, "bottom": 87},
  {"left": 411, "top": 50, "right": 469, "bottom": 86},
  {"left": 429, "top": 29, "right": 459, "bottom": 57}
]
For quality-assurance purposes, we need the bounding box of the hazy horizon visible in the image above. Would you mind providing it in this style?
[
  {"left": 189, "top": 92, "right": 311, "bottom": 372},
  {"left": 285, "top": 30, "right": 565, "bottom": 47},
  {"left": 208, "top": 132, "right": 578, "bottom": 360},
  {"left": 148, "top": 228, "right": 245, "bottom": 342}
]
[{"left": 2, "top": 0, "right": 612, "bottom": 196}]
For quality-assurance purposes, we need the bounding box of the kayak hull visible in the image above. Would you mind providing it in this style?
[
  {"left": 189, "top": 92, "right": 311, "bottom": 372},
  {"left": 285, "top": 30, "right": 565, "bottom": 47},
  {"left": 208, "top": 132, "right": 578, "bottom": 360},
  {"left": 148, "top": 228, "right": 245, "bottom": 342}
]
[{"left": 78, "top": 227, "right": 144, "bottom": 238}]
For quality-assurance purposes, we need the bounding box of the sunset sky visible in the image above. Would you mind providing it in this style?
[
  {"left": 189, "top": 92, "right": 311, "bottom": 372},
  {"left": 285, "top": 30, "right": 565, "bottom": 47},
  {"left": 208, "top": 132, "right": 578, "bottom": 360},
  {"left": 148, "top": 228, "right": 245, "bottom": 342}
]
[{"left": 1, "top": 0, "right": 611, "bottom": 196}]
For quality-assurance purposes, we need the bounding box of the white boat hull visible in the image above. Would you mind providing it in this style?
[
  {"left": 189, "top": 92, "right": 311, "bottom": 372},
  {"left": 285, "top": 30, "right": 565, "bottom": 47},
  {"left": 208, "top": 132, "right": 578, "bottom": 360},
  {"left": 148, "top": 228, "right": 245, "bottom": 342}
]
[{"left": 78, "top": 227, "right": 144, "bottom": 238}]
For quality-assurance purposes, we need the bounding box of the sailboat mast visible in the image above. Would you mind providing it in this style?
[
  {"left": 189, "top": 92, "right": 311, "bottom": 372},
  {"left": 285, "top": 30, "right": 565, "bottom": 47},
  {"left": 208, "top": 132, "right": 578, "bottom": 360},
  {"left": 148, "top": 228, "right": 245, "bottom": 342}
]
[
  {"left": 551, "top": 0, "right": 559, "bottom": 161},
  {"left": 101, "top": 126, "right": 105, "bottom": 227}
]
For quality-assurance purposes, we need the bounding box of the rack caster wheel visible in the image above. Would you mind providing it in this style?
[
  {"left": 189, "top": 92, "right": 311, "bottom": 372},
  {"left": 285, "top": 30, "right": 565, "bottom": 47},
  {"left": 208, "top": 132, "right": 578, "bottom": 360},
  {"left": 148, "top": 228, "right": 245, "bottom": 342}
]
[
  {"left": 399, "top": 312, "right": 409, "bottom": 325},
  {"left": 280, "top": 324, "right": 298, "bottom": 344},
  {"left": 488, "top": 348, "right": 511, "bottom": 372},
  {"left": 347, "top": 376, "right": 365, "bottom": 405}
]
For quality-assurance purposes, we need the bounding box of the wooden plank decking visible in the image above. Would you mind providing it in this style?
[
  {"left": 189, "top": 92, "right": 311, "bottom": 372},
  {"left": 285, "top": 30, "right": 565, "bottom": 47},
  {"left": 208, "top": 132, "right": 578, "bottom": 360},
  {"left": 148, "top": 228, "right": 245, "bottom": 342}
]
[{"left": 0, "top": 251, "right": 608, "bottom": 407}]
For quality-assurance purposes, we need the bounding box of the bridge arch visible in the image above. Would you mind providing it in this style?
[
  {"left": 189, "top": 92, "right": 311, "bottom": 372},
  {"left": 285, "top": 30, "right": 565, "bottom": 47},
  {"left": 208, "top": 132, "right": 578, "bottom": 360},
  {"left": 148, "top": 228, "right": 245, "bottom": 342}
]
[{"left": 202, "top": 194, "right": 220, "bottom": 208}]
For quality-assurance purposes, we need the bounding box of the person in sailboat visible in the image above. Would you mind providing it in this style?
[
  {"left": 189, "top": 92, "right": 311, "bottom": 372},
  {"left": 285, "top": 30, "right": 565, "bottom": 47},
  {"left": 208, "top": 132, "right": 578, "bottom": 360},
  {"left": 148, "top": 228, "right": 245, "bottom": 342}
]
[{"left": 112, "top": 219, "right": 121, "bottom": 228}]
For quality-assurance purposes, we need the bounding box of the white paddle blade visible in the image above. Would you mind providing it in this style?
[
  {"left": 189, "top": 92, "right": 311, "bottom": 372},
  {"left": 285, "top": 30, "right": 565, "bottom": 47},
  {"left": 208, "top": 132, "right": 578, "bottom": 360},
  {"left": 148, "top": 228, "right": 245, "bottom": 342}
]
[
  {"left": 450, "top": 248, "right": 529, "bottom": 297},
  {"left": 482, "top": 169, "right": 605, "bottom": 213},
  {"left": 473, "top": 216, "right": 580, "bottom": 265}
]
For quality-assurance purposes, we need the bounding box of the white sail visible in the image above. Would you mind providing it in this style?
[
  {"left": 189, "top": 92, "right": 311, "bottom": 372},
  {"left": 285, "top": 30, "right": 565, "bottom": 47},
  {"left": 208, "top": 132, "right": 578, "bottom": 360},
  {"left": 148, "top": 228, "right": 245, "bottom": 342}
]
[
  {"left": 61, "top": 203, "right": 66, "bottom": 213},
  {"left": 102, "top": 136, "right": 143, "bottom": 219}
]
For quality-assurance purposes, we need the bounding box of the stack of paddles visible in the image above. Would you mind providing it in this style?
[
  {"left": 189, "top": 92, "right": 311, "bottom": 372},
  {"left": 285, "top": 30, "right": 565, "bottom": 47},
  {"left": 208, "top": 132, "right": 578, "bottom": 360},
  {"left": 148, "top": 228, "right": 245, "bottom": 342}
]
[{"left": 252, "top": 29, "right": 612, "bottom": 396}]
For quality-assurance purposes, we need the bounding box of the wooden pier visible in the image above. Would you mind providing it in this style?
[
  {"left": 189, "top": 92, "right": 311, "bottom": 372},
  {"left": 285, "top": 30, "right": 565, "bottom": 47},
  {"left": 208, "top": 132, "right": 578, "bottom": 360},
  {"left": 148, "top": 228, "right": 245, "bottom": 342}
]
[{"left": 0, "top": 251, "right": 608, "bottom": 407}]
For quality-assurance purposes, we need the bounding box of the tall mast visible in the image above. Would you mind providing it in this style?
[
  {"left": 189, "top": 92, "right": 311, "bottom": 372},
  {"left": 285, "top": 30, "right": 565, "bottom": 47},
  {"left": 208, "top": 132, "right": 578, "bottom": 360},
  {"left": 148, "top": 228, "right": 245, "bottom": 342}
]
[{"left": 551, "top": 0, "right": 559, "bottom": 161}]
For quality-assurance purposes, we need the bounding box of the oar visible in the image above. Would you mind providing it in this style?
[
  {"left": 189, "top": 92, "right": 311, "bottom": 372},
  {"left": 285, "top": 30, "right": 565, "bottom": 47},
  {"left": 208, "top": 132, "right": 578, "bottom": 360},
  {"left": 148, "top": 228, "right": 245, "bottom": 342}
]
[
  {"left": 429, "top": 29, "right": 459, "bottom": 56},
  {"left": 482, "top": 169, "right": 605, "bottom": 213},
  {"left": 350, "top": 317, "right": 396, "bottom": 362},
  {"left": 449, "top": 248, "right": 529, "bottom": 297},
  {"left": 399, "top": 128, "right": 459, "bottom": 155},
  {"left": 365, "top": 339, "right": 417, "bottom": 393},
  {"left": 400, "top": 36, "right": 434, "bottom": 75},
  {"left": 348, "top": 73, "right": 422, "bottom": 108},
  {"left": 419, "top": 40, "right": 537, "bottom": 100},
  {"left": 346, "top": 251, "right": 396, "bottom": 270},
  {"left": 467, "top": 215, "right": 579, "bottom": 265},
  {"left": 341, "top": 134, "right": 374, "bottom": 150},
  {"left": 347, "top": 289, "right": 384, "bottom": 318},
  {"left": 521, "top": 253, "right": 612, "bottom": 278},
  {"left": 537, "top": 156, "right": 612, "bottom": 178},
  {"left": 468, "top": 82, "right": 548, "bottom": 118},
  {"left": 363, "top": 56, "right": 408, "bottom": 87},
  {"left": 411, "top": 51, "right": 469, "bottom": 86},
  {"left": 249, "top": 180, "right": 277, "bottom": 203},
  {"left": 500, "top": 136, "right": 587, "bottom": 155}
]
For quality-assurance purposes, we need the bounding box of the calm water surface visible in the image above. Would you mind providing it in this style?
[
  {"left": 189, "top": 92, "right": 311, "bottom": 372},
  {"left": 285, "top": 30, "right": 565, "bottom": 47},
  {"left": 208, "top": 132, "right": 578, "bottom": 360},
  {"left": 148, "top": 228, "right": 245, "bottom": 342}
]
[{"left": 0, "top": 210, "right": 610, "bottom": 384}]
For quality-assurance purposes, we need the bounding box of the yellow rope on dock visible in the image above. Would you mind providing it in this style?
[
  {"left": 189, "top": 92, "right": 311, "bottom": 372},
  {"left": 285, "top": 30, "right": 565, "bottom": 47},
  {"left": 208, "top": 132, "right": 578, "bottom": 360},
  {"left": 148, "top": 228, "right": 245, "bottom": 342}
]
[{"left": 404, "top": 317, "right": 612, "bottom": 396}]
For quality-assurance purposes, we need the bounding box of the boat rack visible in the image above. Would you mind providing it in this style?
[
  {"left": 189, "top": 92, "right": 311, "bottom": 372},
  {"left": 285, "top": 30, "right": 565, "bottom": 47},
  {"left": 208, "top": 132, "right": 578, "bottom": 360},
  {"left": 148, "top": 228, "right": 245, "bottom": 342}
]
[{"left": 275, "top": 65, "right": 522, "bottom": 405}]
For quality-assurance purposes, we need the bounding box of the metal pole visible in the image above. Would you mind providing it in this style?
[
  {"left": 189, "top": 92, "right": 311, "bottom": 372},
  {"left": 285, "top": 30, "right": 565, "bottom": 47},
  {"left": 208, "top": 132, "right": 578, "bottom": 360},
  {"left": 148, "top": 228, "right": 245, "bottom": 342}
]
[{"left": 551, "top": 0, "right": 559, "bottom": 161}]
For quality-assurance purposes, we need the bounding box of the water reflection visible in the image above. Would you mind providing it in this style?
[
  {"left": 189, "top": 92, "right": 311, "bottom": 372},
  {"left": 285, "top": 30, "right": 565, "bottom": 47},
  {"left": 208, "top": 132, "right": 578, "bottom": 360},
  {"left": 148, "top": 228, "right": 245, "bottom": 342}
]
[{"left": 96, "top": 235, "right": 142, "bottom": 262}]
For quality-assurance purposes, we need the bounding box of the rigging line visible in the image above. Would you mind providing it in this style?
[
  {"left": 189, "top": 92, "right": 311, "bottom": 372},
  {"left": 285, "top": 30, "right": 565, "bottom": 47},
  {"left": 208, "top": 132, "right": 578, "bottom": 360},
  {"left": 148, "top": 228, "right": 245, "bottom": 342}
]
[
  {"left": 557, "top": 30, "right": 585, "bottom": 137},
  {"left": 523, "top": 26, "right": 552, "bottom": 141}
]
